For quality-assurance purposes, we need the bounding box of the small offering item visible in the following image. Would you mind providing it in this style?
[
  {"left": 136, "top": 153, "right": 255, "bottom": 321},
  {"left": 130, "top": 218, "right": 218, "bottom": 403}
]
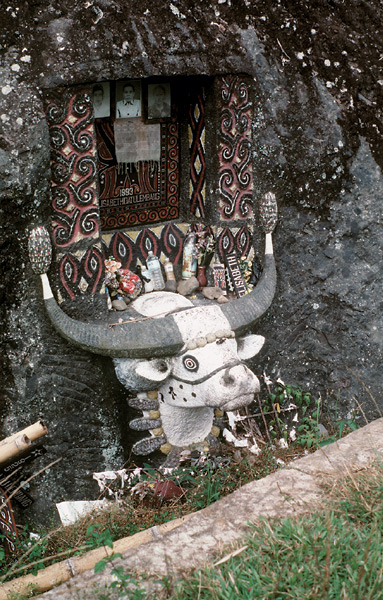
[
  {"left": 239, "top": 256, "right": 256, "bottom": 294},
  {"left": 139, "top": 263, "right": 154, "bottom": 293},
  {"left": 104, "top": 257, "right": 142, "bottom": 309},
  {"left": 146, "top": 251, "right": 165, "bottom": 290},
  {"left": 195, "top": 225, "right": 215, "bottom": 269},
  {"left": 182, "top": 224, "right": 215, "bottom": 286},
  {"left": 213, "top": 261, "right": 226, "bottom": 295},
  {"left": 164, "top": 258, "right": 177, "bottom": 292},
  {"left": 196, "top": 265, "right": 208, "bottom": 290},
  {"left": 119, "top": 268, "right": 142, "bottom": 297},
  {"left": 182, "top": 233, "right": 197, "bottom": 279}
]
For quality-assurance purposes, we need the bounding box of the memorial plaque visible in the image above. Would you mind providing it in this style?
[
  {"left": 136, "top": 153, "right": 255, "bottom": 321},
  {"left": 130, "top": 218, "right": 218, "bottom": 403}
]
[
  {"left": 224, "top": 252, "right": 247, "bottom": 298},
  {"left": 1, "top": 479, "right": 34, "bottom": 509},
  {"left": 96, "top": 120, "right": 179, "bottom": 230}
]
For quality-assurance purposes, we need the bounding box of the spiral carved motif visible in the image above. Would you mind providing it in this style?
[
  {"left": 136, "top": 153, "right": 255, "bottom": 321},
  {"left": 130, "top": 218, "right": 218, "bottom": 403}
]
[
  {"left": 46, "top": 89, "right": 100, "bottom": 248},
  {"left": 52, "top": 188, "right": 70, "bottom": 211},
  {"left": 218, "top": 75, "right": 253, "bottom": 221}
]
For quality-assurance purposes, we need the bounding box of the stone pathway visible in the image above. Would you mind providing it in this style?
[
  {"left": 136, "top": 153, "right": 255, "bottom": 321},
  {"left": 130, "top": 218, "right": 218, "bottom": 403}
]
[{"left": 7, "top": 418, "right": 383, "bottom": 599}]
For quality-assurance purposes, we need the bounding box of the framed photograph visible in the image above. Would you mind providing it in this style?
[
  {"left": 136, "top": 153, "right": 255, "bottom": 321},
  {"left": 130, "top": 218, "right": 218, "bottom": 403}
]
[
  {"left": 147, "top": 82, "right": 171, "bottom": 121},
  {"left": 92, "top": 82, "right": 110, "bottom": 118},
  {"left": 114, "top": 119, "right": 161, "bottom": 164},
  {"left": 115, "top": 80, "right": 142, "bottom": 119}
]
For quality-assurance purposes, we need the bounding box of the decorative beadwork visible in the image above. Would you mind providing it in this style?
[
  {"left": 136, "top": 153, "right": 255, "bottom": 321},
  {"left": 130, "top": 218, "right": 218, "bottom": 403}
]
[
  {"left": 260, "top": 191, "right": 278, "bottom": 233},
  {"left": 28, "top": 226, "right": 52, "bottom": 275}
]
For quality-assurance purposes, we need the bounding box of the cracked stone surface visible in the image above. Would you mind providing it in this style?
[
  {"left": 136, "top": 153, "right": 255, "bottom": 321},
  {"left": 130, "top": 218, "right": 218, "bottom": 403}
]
[
  {"left": 1, "top": 0, "right": 383, "bottom": 519},
  {"left": 29, "top": 418, "right": 383, "bottom": 599}
]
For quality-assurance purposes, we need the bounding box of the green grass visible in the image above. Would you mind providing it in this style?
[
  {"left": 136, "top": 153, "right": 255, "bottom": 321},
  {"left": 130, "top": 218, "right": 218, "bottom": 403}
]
[
  {"left": 90, "top": 460, "right": 383, "bottom": 599},
  {"left": 154, "top": 462, "right": 383, "bottom": 600},
  {"left": 163, "top": 514, "right": 382, "bottom": 599},
  {"left": 5, "top": 451, "right": 383, "bottom": 599}
]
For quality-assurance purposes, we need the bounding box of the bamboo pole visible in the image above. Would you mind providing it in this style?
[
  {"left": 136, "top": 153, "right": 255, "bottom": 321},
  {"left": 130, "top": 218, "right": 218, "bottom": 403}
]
[
  {"left": 0, "top": 435, "right": 31, "bottom": 465},
  {"left": 0, "top": 514, "right": 193, "bottom": 599},
  {"left": 0, "top": 421, "right": 48, "bottom": 466},
  {"left": 0, "top": 421, "right": 48, "bottom": 446}
]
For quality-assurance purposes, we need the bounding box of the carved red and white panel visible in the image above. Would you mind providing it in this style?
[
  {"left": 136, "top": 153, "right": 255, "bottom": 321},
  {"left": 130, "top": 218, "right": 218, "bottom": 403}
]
[
  {"left": 218, "top": 75, "right": 253, "bottom": 221},
  {"left": 188, "top": 88, "right": 206, "bottom": 218},
  {"left": 45, "top": 88, "right": 104, "bottom": 304}
]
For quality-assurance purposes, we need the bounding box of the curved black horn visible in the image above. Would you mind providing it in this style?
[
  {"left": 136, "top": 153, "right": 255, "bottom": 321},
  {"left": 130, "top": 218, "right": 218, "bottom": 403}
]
[
  {"left": 221, "top": 192, "right": 278, "bottom": 334},
  {"left": 28, "top": 226, "right": 184, "bottom": 358},
  {"left": 40, "top": 275, "right": 184, "bottom": 358},
  {"left": 40, "top": 239, "right": 274, "bottom": 357},
  {"left": 220, "top": 234, "right": 276, "bottom": 335},
  {"left": 30, "top": 190, "right": 277, "bottom": 359},
  {"left": 41, "top": 236, "right": 275, "bottom": 357}
]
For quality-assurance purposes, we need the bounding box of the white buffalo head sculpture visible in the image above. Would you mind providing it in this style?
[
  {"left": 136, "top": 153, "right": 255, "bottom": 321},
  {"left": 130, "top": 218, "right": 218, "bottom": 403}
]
[
  {"left": 113, "top": 294, "right": 266, "bottom": 450},
  {"left": 32, "top": 225, "right": 276, "bottom": 460}
]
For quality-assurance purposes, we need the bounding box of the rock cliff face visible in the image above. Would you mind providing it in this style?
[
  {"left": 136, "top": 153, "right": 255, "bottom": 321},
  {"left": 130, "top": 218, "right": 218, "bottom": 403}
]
[{"left": 1, "top": 0, "right": 382, "bottom": 520}]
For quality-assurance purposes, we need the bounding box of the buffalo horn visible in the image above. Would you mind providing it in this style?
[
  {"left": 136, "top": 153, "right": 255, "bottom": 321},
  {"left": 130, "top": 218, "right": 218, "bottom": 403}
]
[{"left": 39, "top": 234, "right": 275, "bottom": 358}]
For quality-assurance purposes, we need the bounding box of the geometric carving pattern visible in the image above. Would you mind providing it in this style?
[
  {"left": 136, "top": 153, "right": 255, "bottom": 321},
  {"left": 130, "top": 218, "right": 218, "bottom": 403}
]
[
  {"left": 216, "top": 225, "right": 253, "bottom": 262},
  {"left": 166, "top": 123, "right": 180, "bottom": 223},
  {"left": 103, "top": 223, "right": 253, "bottom": 272},
  {"left": 218, "top": 75, "right": 253, "bottom": 220},
  {"left": 57, "top": 244, "right": 104, "bottom": 302},
  {"left": 188, "top": 88, "right": 206, "bottom": 218},
  {"left": 102, "top": 223, "right": 186, "bottom": 272}
]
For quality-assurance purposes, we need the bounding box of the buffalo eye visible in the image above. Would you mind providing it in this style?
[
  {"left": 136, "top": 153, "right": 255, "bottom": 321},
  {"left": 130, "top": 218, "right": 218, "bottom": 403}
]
[
  {"left": 155, "top": 359, "right": 168, "bottom": 373},
  {"left": 182, "top": 355, "right": 199, "bottom": 372}
]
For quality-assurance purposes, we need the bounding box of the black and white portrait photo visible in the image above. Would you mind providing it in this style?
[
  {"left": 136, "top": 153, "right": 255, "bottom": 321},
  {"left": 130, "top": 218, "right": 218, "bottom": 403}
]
[
  {"left": 92, "top": 82, "right": 110, "bottom": 118},
  {"left": 116, "top": 80, "right": 142, "bottom": 118},
  {"left": 148, "top": 83, "right": 171, "bottom": 119}
]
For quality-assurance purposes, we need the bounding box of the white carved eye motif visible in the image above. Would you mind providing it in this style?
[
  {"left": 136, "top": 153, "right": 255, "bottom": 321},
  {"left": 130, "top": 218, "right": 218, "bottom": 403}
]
[{"left": 182, "top": 355, "right": 199, "bottom": 372}]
